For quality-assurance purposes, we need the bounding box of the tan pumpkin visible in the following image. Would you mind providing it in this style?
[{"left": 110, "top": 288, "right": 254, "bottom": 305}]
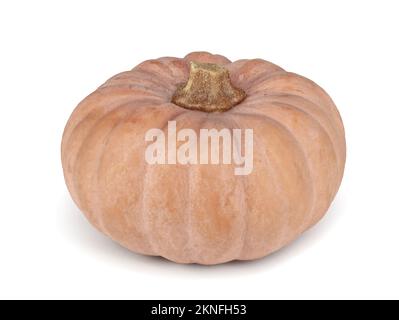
[{"left": 61, "top": 51, "right": 346, "bottom": 265}]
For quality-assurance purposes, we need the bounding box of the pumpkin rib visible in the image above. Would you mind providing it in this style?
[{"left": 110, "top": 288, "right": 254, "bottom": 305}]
[
  {"left": 133, "top": 58, "right": 189, "bottom": 90},
  {"left": 63, "top": 98, "right": 161, "bottom": 162},
  {"left": 267, "top": 100, "right": 341, "bottom": 200},
  {"left": 233, "top": 111, "right": 315, "bottom": 239},
  {"left": 290, "top": 72, "right": 345, "bottom": 127},
  {"left": 234, "top": 58, "right": 285, "bottom": 73},
  {"left": 176, "top": 112, "right": 212, "bottom": 264},
  {"left": 101, "top": 70, "right": 174, "bottom": 94},
  {"left": 267, "top": 94, "right": 345, "bottom": 186},
  {"left": 227, "top": 59, "right": 286, "bottom": 91},
  {"left": 243, "top": 94, "right": 337, "bottom": 137},
  {"left": 62, "top": 89, "right": 132, "bottom": 148},
  {"left": 184, "top": 114, "right": 248, "bottom": 264},
  {"left": 105, "top": 61, "right": 185, "bottom": 92},
  {"left": 244, "top": 70, "right": 287, "bottom": 89},
  {"left": 94, "top": 103, "right": 163, "bottom": 246},
  {"left": 99, "top": 83, "right": 169, "bottom": 98},
  {"left": 184, "top": 114, "right": 208, "bottom": 263},
  {"left": 235, "top": 96, "right": 342, "bottom": 195},
  {"left": 141, "top": 58, "right": 187, "bottom": 83},
  {"left": 71, "top": 102, "right": 137, "bottom": 228},
  {"left": 207, "top": 115, "right": 249, "bottom": 263},
  {"left": 225, "top": 116, "right": 250, "bottom": 261},
  {"left": 247, "top": 127, "right": 288, "bottom": 260},
  {"left": 228, "top": 114, "right": 300, "bottom": 260},
  {"left": 234, "top": 101, "right": 339, "bottom": 228},
  {"left": 65, "top": 98, "right": 164, "bottom": 202},
  {"left": 133, "top": 67, "right": 179, "bottom": 90},
  {"left": 255, "top": 109, "right": 316, "bottom": 232},
  {"left": 132, "top": 59, "right": 181, "bottom": 80},
  {"left": 243, "top": 92, "right": 345, "bottom": 178},
  {"left": 231, "top": 118, "right": 279, "bottom": 259},
  {"left": 180, "top": 111, "right": 212, "bottom": 263},
  {"left": 247, "top": 76, "right": 346, "bottom": 179},
  {"left": 229, "top": 59, "right": 285, "bottom": 80},
  {"left": 251, "top": 126, "right": 289, "bottom": 257},
  {"left": 68, "top": 99, "right": 162, "bottom": 202},
  {"left": 244, "top": 93, "right": 342, "bottom": 147},
  {"left": 65, "top": 95, "right": 163, "bottom": 153},
  {"left": 96, "top": 84, "right": 165, "bottom": 97},
  {"left": 62, "top": 90, "right": 163, "bottom": 152},
  {"left": 249, "top": 72, "right": 345, "bottom": 138},
  {"left": 186, "top": 152, "right": 194, "bottom": 263},
  {"left": 248, "top": 73, "right": 334, "bottom": 113},
  {"left": 98, "top": 84, "right": 170, "bottom": 101},
  {"left": 140, "top": 109, "right": 189, "bottom": 260},
  {"left": 143, "top": 109, "right": 199, "bottom": 262},
  {"left": 98, "top": 103, "right": 186, "bottom": 256},
  {"left": 229, "top": 112, "right": 314, "bottom": 258},
  {"left": 157, "top": 57, "right": 189, "bottom": 80},
  {"left": 64, "top": 101, "right": 134, "bottom": 209},
  {"left": 93, "top": 107, "right": 137, "bottom": 235}
]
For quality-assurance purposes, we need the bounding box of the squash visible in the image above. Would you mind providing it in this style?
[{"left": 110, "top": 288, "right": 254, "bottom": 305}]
[{"left": 61, "top": 51, "right": 346, "bottom": 265}]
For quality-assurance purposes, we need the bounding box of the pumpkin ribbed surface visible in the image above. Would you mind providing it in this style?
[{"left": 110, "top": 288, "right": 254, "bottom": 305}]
[{"left": 62, "top": 52, "right": 345, "bottom": 264}]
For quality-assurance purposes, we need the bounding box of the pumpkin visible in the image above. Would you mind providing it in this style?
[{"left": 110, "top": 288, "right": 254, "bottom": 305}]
[{"left": 61, "top": 51, "right": 346, "bottom": 265}]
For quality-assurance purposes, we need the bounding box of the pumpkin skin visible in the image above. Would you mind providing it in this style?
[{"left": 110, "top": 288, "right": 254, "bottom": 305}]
[{"left": 61, "top": 51, "right": 346, "bottom": 265}]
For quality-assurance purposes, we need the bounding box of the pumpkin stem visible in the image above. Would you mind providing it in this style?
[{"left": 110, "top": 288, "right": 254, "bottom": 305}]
[{"left": 172, "top": 61, "right": 246, "bottom": 112}]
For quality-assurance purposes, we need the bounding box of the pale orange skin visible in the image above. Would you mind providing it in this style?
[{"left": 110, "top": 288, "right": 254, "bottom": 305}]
[{"left": 61, "top": 52, "right": 346, "bottom": 265}]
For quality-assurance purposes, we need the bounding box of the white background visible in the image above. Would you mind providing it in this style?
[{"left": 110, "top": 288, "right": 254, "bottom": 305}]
[{"left": 0, "top": 0, "right": 398, "bottom": 300}]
